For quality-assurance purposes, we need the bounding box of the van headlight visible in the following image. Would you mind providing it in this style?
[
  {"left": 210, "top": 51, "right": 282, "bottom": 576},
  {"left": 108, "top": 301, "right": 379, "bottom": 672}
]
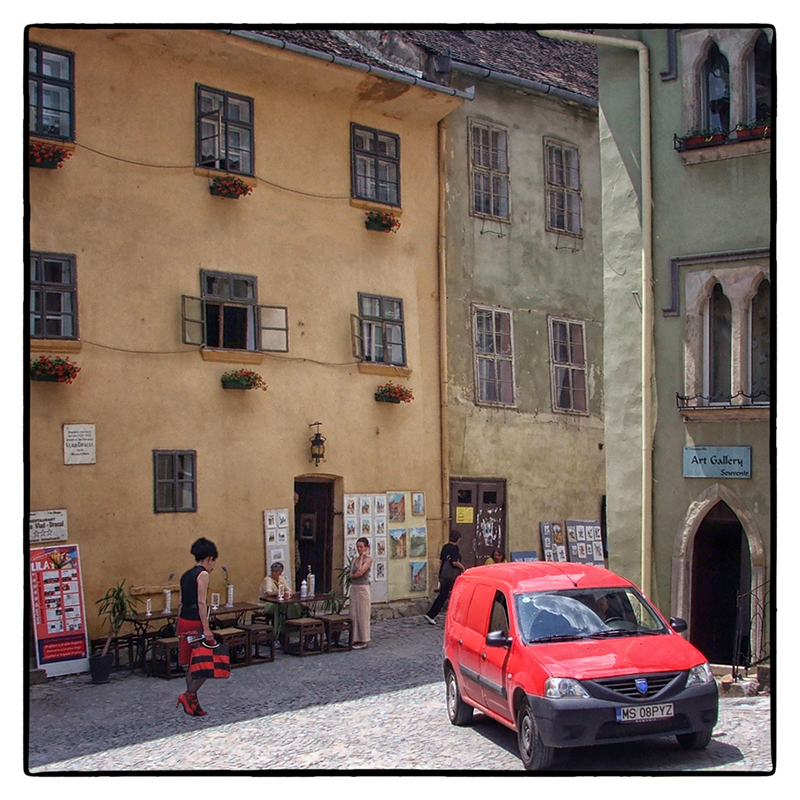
[
  {"left": 545, "top": 677, "right": 590, "bottom": 698},
  {"left": 686, "top": 662, "right": 714, "bottom": 687}
]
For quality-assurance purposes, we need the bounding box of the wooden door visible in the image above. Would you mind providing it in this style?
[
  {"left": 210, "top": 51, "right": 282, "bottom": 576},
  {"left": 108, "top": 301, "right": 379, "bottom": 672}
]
[{"left": 449, "top": 479, "right": 506, "bottom": 568}]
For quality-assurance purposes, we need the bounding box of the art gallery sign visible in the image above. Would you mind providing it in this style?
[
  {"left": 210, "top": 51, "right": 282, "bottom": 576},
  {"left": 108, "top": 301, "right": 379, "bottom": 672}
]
[{"left": 683, "top": 446, "right": 751, "bottom": 479}]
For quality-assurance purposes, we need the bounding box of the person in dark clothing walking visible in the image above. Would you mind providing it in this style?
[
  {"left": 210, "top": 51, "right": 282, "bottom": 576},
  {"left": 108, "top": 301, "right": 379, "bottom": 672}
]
[{"left": 424, "top": 530, "right": 465, "bottom": 624}]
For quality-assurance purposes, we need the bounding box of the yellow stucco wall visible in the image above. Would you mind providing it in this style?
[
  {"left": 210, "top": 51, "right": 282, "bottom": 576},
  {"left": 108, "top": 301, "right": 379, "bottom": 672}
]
[{"left": 28, "top": 28, "right": 462, "bottom": 638}]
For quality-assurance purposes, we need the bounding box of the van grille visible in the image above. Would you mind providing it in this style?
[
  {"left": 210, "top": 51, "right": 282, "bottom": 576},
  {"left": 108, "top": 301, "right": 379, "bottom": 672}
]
[{"left": 592, "top": 672, "right": 681, "bottom": 699}]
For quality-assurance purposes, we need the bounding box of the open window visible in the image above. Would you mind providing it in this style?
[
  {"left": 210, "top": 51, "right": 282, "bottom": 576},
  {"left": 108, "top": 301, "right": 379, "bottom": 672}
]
[
  {"left": 196, "top": 85, "right": 253, "bottom": 175},
  {"left": 351, "top": 293, "right": 405, "bottom": 366},
  {"left": 182, "top": 271, "right": 288, "bottom": 352}
]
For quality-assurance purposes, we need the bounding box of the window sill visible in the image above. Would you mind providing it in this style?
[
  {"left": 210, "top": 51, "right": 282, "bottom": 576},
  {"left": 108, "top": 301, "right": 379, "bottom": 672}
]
[
  {"left": 29, "top": 135, "right": 76, "bottom": 151},
  {"left": 678, "top": 136, "right": 770, "bottom": 165},
  {"left": 350, "top": 198, "right": 402, "bottom": 215},
  {"left": 680, "top": 406, "right": 770, "bottom": 423},
  {"left": 200, "top": 348, "right": 264, "bottom": 366},
  {"left": 193, "top": 167, "right": 257, "bottom": 189},
  {"left": 357, "top": 362, "right": 411, "bottom": 379},
  {"left": 30, "top": 339, "right": 82, "bottom": 353}
]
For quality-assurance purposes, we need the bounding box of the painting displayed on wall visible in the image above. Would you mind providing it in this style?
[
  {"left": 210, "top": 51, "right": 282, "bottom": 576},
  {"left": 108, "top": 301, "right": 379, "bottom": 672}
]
[
  {"left": 410, "top": 561, "right": 427, "bottom": 592},
  {"left": 374, "top": 495, "right": 386, "bottom": 516},
  {"left": 375, "top": 538, "right": 386, "bottom": 557},
  {"left": 540, "top": 521, "right": 568, "bottom": 562},
  {"left": 566, "top": 520, "right": 604, "bottom": 564},
  {"left": 412, "top": 492, "right": 425, "bottom": 516},
  {"left": 409, "top": 527, "right": 427, "bottom": 557},
  {"left": 387, "top": 492, "right": 406, "bottom": 522},
  {"left": 345, "top": 517, "right": 357, "bottom": 538},
  {"left": 360, "top": 496, "right": 373, "bottom": 517},
  {"left": 265, "top": 511, "right": 277, "bottom": 529},
  {"left": 299, "top": 513, "right": 316, "bottom": 541},
  {"left": 345, "top": 496, "right": 357, "bottom": 516},
  {"left": 390, "top": 528, "right": 407, "bottom": 558},
  {"left": 375, "top": 560, "right": 387, "bottom": 581}
]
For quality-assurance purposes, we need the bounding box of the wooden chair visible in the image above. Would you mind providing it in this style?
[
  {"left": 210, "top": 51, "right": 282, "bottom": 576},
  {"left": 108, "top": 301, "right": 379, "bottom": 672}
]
[
  {"left": 150, "top": 636, "right": 182, "bottom": 679},
  {"left": 284, "top": 617, "right": 324, "bottom": 656},
  {"left": 91, "top": 634, "right": 135, "bottom": 670},
  {"left": 320, "top": 614, "right": 352, "bottom": 652},
  {"left": 238, "top": 622, "right": 275, "bottom": 664}
]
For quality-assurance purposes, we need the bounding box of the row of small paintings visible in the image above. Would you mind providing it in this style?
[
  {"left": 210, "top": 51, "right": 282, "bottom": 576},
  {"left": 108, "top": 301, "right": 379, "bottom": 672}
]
[{"left": 540, "top": 520, "right": 605, "bottom": 565}]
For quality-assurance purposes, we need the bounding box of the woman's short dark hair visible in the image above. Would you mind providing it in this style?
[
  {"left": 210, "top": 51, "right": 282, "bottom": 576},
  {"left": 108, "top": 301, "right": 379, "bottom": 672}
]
[
  {"left": 449, "top": 530, "right": 462, "bottom": 542},
  {"left": 356, "top": 536, "right": 370, "bottom": 548},
  {"left": 190, "top": 537, "right": 218, "bottom": 561}
]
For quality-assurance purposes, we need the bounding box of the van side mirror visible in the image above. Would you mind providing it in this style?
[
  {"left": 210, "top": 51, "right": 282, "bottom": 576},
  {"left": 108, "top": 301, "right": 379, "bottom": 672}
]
[
  {"left": 485, "top": 630, "right": 512, "bottom": 648},
  {"left": 669, "top": 617, "right": 687, "bottom": 633}
]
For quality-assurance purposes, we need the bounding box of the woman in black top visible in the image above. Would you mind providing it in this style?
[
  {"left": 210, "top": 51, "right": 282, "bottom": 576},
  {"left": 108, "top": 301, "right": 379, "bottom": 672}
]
[
  {"left": 176, "top": 537, "right": 218, "bottom": 717},
  {"left": 424, "top": 530, "right": 465, "bottom": 624}
]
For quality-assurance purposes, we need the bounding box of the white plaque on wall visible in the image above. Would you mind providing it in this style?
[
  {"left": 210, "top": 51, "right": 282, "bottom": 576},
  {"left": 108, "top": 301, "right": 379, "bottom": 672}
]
[
  {"left": 63, "top": 424, "right": 96, "bottom": 465},
  {"left": 29, "top": 509, "right": 68, "bottom": 543}
]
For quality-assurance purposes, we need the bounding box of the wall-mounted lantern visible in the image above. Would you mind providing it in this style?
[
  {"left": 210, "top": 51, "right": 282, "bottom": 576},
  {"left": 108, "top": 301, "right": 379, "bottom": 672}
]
[{"left": 309, "top": 421, "right": 326, "bottom": 467}]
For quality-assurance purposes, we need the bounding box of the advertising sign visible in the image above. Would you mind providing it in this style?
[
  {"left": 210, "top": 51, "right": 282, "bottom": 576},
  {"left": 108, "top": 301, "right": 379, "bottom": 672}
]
[
  {"left": 29, "top": 508, "right": 68, "bottom": 543},
  {"left": 683, "top": 446, "right": 752, "bottom": 479},
  {"left": 29, "top": 544, "right": 90, "bottom": 676}
]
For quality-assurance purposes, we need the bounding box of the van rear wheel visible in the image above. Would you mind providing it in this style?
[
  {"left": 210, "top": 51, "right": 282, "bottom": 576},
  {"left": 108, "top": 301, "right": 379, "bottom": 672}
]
[
  {"left": 446, "top": 669, "right": 473, "bottom": 726},
  {"left": 517, "top": 702, "right": 555, "bottom": 771}
]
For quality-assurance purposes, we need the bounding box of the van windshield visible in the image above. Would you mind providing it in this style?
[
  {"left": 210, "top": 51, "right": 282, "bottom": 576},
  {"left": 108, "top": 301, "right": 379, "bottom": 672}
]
[{"left": 514, "top": 587, "right": 667, "bottom": 643}]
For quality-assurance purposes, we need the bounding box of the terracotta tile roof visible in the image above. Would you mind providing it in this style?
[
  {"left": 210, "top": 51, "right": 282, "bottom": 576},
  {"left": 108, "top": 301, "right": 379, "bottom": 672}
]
[{"left": 240, "top": 28, "right": 597, "bottom": 102}]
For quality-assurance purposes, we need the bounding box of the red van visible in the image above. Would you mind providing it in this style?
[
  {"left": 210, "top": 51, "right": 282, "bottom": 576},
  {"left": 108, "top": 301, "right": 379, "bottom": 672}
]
[{"left": 443, "top": 562, "right": 718, "bottom": 770}]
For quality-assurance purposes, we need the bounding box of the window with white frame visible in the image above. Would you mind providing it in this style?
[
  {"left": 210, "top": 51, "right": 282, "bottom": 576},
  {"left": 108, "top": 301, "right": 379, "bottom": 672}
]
[
  {"left": 549, "top": 317, "right": 587, "bottom": 413},
  {"left": 473, "top": 304, "right": 515, "bottom": 406},
  {"left": 181, "top": 270, "right": 288, "bottom": 352},
  {"left": 470, "top": 122, "right": 510, "bottom": 220},
  {"left": 351, "top": 293, "right": 405, "bottom": 366},
  {"left": 196, "top": 85, "right": 253, "bottom": 175},
  {"left": 683, "top": 263, "right": 770, "bottom": 408},
  {"left": 545, "top": 139, "right": 582, "bottom": 235}
]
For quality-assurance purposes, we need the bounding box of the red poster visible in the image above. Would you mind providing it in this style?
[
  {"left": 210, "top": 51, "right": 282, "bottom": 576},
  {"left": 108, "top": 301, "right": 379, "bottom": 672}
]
[{"left": 29, "top": 544, "right": 90, "bottom": 676}]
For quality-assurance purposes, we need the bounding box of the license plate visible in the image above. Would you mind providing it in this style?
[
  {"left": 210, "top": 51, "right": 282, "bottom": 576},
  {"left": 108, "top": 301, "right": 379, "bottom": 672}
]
[{"left": 616, "top": 703, "right": 674, "bottom": 723}]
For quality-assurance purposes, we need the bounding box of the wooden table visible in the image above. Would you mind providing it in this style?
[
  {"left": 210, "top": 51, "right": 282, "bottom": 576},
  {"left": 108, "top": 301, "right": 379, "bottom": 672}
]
[
  {"left": 259, "top": 593, "right": 345, "bottom": 649},
  {"left": 128, "top": 602, "right": 263, "bottom": 673}
]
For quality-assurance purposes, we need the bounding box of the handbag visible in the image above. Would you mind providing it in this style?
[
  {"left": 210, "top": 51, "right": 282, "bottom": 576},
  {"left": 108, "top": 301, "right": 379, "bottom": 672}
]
[
  {"left": 441, "top": 560, "right": 459, "bottom": 581},
  {"left": 189, "top": 640, "right": 230, "bottom": 680}
]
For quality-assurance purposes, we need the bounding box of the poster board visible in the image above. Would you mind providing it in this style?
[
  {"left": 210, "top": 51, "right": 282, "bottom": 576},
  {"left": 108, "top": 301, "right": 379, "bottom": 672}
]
[
  {"left": 565, "top": 520, "right": 605, "bottom": 565},
  {"left": 29, "top": 544, "right": 90, "bottom": 676},
  {"left": 344, "top": 494, "right": 389, "bottom": 602},
  {"left": 540, "top": 521, "right": 568, "bottom": 562},
  {"left": 264, "top": 508, "right": 291, "bottom": 586}
]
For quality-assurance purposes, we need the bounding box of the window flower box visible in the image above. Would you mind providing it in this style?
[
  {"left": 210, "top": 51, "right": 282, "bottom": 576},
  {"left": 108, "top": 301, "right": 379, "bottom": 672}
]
[
  {"left": 220, "top": 368, "right": 267, "bottom": 391},
  {"left": 29, "top": 141, "right": 73, "bottom": 169},
  {"left": 673, "top": 130, "right": 727, "bottom": 152},
  {"left": 209, "top": 175, "right": 253, "bottom": 199},
  {"left": 30, "top": 355, "right": 81, "bottom": 383},
  {"left": 374, "top": 381, "right": 413, "bottom": 403},
  {"left": 365, "top": 210, "right": 401, "bottom": 233},
  {"left": 734, "top": 122, "right": 771, "bottom": 141}
]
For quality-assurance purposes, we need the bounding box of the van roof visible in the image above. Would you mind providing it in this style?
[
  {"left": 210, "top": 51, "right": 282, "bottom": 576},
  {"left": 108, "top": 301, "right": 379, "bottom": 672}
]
[{"left": 463, "top": 562, "right": 633, "bottom": 593}]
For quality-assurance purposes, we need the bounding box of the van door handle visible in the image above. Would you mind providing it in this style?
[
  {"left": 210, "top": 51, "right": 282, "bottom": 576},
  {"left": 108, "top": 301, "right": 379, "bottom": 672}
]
[
  {"left": 458, "top": 638, "right": 462, "bottom": 646},
  {"left": 481, "top": 651, "right": 487, "bottom": 660}
]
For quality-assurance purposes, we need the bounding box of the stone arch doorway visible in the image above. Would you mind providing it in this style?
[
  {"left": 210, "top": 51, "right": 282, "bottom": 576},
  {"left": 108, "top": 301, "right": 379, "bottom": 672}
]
[{"left": 671, "top": 483, "right": 766, "bottom": 666}]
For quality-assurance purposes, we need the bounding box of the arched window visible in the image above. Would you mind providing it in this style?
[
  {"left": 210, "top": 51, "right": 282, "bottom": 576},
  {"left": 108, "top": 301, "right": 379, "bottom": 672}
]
[
  {"left": 750, "top": 279, "right": 770, "bottom": 403},
  {"left": 749, "top": 33, "right": 772, "bottom": 123},
  {"left": 703, "top": 43, "right": 730, "bottom": 133},
  {"left": 708, "top": 282, "right": 732, "bottom": 403}
]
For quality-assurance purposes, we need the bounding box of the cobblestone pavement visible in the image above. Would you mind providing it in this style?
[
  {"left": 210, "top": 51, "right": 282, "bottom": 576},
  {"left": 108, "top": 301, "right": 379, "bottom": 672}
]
[{"left": 27, "top": 615, "right": 774, "bottom": 774}]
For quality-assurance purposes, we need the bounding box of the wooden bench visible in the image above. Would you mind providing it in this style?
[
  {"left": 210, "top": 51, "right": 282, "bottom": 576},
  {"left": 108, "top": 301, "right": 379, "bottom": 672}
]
[
  {"left": 150, "top": 636, "right": 182, "bottom": 679},
  {"left": 238, "top": 622, "right": 275, "bottom": 664},
  {"left": 284, "top": 617, "right": 324, "bottom": 656},
  {"left": 320, "top": 614, "right": 352, "bottom": 652}
]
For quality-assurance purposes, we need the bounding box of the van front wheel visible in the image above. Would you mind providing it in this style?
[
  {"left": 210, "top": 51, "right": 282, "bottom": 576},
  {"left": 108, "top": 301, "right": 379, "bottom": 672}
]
[{"left": 516, "top": 702, "right": 555, "bottom": 771}]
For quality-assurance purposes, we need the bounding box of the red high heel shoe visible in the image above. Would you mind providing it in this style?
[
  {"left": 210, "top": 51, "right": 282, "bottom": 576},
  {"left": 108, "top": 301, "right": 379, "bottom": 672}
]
[
  {"left": 188, "top": 693, "right": 207, "bottom": 716},
  {"left": 176, "top": 693, "right": 196, "bottom": 716}
]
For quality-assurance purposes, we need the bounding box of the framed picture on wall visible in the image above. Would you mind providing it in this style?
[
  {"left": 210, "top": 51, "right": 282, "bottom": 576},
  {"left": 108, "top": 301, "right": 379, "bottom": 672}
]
[
  {"left": 299, "top": 513, "right": 316, "bottom": 541},
  {"left": 412, "top": 492, "right": 425, "bottom": 516}
]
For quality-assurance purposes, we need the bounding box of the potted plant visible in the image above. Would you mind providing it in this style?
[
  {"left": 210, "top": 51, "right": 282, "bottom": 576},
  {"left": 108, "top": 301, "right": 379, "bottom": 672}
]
[
  {"left": 29, "top": 141, "right": 73, "bottom": 169},
  {"left": 374, "top": 381, "right": 414, "bottom": 403},
  {"left": 674, "top": 128, "right": 727, "bottom": 151},
  {"left": 92, "top": 580, "right": 139, "bottom": 684},
  {"left": 220, "top": 368, "right": 268, "bottom": 390},
  {"left": 365, "top": 210, "right": 401, "bottom": 233},
  {"left": 209, "top": 175, "right": 253, "bottom": 199},
  {"left": 30, "top": 354, "right": 81, "bottom": 384}
]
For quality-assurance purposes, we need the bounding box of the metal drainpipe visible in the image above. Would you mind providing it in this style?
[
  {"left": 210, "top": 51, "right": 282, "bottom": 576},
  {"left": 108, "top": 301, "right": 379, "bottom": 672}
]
[
  {"left": 538, "top": 30, "right": 654, "bottom": 596},
  {"left": 438, "top": 119, "right": 451, "bottom": 549}
]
